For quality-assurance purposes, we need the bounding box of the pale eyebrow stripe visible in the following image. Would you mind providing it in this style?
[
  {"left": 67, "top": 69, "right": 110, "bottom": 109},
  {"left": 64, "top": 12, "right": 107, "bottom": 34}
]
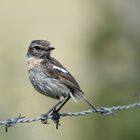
[{"left": 53, "top": 65, "right": 68, "bottom": 73}]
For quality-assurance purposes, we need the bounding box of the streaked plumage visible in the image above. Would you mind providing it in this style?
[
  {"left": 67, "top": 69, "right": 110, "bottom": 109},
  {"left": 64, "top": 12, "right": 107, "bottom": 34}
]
[{"left": 27, "top": 40, "right": 97, "bottom": 112}]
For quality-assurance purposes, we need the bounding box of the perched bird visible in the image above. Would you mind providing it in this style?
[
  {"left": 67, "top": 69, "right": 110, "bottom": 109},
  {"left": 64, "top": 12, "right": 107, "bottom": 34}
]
[{"left": 27, "top": 40, "right": 97, "bottom": 115}]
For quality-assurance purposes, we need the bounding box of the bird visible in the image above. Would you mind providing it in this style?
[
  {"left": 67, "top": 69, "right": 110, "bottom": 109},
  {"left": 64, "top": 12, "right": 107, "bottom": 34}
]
[{"left": 26, "top": 40, "right": 97, "bottom": 116}]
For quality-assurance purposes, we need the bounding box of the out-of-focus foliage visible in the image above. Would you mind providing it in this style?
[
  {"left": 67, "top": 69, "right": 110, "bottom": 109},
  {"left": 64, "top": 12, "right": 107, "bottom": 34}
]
[{"left": 0, "top": 0, "right": 139, "bottom": 140}]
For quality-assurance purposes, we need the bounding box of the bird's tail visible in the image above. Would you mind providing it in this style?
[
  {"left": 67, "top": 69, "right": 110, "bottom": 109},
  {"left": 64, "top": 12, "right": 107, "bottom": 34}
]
[
  {"left": 71, "top": 91, "right": 97, "bottom": 112},
  {"left": 80, "top": 94, "right": 97, "bottom": 112}
]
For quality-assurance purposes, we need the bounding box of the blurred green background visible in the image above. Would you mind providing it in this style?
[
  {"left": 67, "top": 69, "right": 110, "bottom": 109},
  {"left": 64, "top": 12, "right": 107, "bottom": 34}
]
[{"left": 0, "top": 0, "right": 140, "bottom": 140}]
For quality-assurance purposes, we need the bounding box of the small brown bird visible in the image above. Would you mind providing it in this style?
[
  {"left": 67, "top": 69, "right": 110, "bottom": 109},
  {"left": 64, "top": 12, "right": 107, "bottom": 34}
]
[{"left": 27, "top": 40, "right": 97, "bottom": 115}]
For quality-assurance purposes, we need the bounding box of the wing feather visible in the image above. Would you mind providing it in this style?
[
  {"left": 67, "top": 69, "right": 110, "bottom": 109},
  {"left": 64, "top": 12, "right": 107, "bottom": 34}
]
[{"left": 42, "top": 57, "right": 84, "bottom": 95}]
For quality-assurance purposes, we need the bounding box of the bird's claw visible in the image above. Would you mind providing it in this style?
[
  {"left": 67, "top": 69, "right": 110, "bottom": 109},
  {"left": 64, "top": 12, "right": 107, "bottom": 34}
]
[
  {"left": 41, "top": 108, "right": 61, "bottom": 129},
  {"left": 51, "top": 108, "right": 61, "bottom": 129},
  {"left": 41, "top": 119, "right": 50, "bottom": 124},
  {"left": 41, "top": 113, "right": 50, "bottom": 124}
]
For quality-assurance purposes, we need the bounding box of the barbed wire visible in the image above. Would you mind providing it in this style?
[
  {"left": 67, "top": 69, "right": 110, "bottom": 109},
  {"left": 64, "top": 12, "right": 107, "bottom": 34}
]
[{"left": 1, "top": 101, "right": 140, "bottom": 132}]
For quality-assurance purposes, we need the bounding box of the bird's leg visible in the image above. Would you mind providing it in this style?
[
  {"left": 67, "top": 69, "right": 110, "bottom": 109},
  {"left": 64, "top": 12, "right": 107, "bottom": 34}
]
[
  {"left": 56, "top": 96, "right": 70, "bottom": 112},
  {"left": 51, "top": 96, "right": 70, "bottom": 129},
  {"left": 44, "top": 97, "right": 65, "bottom": 116},
  {"left": 41, "top": 96, "right": 70, "bottom": 128},
  {"left": 41, "top": 97, "right": 65, "bottom": 124}
]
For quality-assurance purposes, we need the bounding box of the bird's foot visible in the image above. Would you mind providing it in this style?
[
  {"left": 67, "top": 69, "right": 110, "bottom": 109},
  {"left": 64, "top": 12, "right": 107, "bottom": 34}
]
[
  {"left": 41, "top": 106, "right": 57, "bottom": 124},
  {"left": 50, "top": 108, "right": 61, "bottom": 129},
  {"left": 41, "top": 108, "right": 61, "bottom": 129},
  {"left": 41, "top": 113, "right": 50, "bottom": 124}
]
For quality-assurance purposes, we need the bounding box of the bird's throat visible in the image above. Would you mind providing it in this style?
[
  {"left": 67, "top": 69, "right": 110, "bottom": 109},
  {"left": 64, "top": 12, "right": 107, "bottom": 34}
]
[{"left": 27, "top": 57, "right": 43, "bottom": 70}]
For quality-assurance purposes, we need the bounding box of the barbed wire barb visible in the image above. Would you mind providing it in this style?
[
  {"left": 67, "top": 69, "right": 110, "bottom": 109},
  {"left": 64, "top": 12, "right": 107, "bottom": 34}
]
[{"left": 1, "top": 101, "right": 140, "bottom": 132}]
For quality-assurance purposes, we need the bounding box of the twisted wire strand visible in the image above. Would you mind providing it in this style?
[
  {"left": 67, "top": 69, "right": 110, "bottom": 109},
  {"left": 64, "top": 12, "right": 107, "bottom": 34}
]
[{"left": 1, "top": 102, "right": 140, "bottom": 129}]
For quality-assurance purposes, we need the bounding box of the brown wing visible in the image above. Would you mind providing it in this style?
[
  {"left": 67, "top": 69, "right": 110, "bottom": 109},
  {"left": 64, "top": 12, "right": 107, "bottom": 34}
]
[
  {"left": 42, "top": 57, "right": 97, "bottom": 111},
  {"left": 42, "top": 57, "right": 84, "bottom": 94}
]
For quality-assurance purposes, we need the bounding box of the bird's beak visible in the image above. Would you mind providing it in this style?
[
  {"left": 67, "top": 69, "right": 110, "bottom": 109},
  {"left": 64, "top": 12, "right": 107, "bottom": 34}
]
[{"left": 46, "top": 47, "right": 55, "bottom": 51}]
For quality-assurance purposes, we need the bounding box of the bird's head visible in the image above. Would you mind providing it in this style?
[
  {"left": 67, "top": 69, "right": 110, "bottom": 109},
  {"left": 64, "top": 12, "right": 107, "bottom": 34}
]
[{"left": 27, "top": 40, "right": 55, "bottom": 59}]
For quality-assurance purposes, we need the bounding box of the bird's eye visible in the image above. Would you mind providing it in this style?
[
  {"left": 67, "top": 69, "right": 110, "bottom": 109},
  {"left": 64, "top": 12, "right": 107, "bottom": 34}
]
[{"left": 33, "top": 46, "right": 40, "bottom": 50}]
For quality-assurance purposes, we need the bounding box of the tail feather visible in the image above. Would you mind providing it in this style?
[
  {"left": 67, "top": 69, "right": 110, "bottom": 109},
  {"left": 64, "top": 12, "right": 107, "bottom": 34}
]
[
  {"left": 80, "top": 95, "right": 97, "bottom": 112},
  {"left": 69, "top": 92, "right": 78, "bottom": 103},
  {"left": 73, "top": 91, "right": 97, "bottom": 112}
]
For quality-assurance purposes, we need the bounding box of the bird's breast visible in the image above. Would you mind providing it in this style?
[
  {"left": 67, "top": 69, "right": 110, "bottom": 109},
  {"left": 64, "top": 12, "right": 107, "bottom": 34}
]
[{"left": 27, "top": 64, "right": 70, "bottom": 99}]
